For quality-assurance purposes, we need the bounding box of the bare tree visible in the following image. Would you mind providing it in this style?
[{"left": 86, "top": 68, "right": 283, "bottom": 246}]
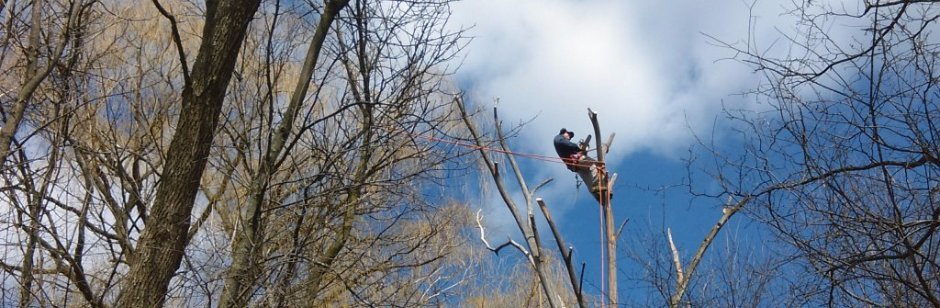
[
  {"left": 0, "top": 0, "right": 473, "bottom": 305},
  {"left": 114, "top": 0, "right": 264, "bottom": 306},
  {"left": 0, "top": 0, "right": 132, "bottom": 306},
  {"left": 457, "top": 100, "right": 596, "bottom": 308},
  {"left": 0, "top": 0, "right": 87, "bottom": 164},
  {"left": 217, "top": 1, "right": 350, "bottom": 306},
  {"left": 686, "top": 1, "right": 940, "bottom": 306},
  {"left": 0, "top": 0, "right": 605, "bottom": 306},
  {"left": 197, "top": 0, "right": 471, "bottom": 306}
]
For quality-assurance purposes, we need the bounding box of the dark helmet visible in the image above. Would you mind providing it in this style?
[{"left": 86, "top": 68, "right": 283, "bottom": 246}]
[{"left": 559, "top": 128, "right": 574, "bottom": 138}]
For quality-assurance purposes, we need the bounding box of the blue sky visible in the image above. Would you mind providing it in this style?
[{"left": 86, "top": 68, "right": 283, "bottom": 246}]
[{"left": 444, "top": 0, "right": 825, "bottom": 303}]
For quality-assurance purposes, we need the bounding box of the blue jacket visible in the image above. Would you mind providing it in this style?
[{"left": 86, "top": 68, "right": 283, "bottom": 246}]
[{"left": 553, "top": 134, "right": 581, "bottom": 158}]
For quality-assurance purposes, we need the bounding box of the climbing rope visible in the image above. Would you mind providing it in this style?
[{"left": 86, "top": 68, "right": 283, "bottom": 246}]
[
  {"left": 418, "top": 134, "right": 601, "bottom": 169},
  {"left": 597, "top": 186, "right": 607, "bottom": 308}
]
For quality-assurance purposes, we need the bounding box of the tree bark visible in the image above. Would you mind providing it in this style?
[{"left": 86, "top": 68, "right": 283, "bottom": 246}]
[
  {"left": 115, "top": 0, "right": 262, "bottom": 306},
  {"left": 588, "top": 109, "right": 616, "bottom": 306}
]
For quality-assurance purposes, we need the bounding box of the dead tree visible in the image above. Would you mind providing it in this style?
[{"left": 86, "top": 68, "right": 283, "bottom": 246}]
[
  {"left": 457, "top": 98, "right": 590, "bottom": 308},
  {"left": 666, "top": 196, "right": 749, "bottom": 307},
  {"left": 588, "top": 108, "right": 618, "bottom": 306}
]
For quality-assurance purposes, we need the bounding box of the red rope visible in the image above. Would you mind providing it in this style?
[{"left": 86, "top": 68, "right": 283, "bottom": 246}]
[
  {"left": 419, "top": 134, "right": 601, "bottom": 168},
  {"left": 596, "top": 163, "right": 612, "bottom": 307},
  {"left": 597, "top": 182, "right": 607, "bottom": 308}
]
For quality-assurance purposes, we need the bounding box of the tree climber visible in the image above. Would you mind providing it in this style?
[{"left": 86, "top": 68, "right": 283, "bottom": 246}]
[
  {"left": 553, "top": 128, "right": 585, "bottom": 171},
  {"left": 553, "top": 128, "right": 610, "bottom": 202}
]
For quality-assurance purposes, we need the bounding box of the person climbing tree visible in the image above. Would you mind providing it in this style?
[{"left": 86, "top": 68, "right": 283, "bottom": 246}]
[
  {"left": 553, "top": 128, "right": 609, "bottom": 201},
  {"left": 553, "top": 128, "right": 584, "bottom": 171}
]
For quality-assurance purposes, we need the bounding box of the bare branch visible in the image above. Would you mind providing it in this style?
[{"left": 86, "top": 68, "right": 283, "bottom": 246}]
[
  {"left": 670, "top": 196, "right": 750, "bottom": 306},
  {"left": 587, "top": 107, "right": 617, "bottom": 306},
  {"left": 150, "top": 0, "right": 191, "bottom": 86},
  {"left": 457, "top": 98, "right": 564, "bottom": 307},
  {"left": 475, "top": 209, "right": 529, "bottom": 258},
  {"left": 537, "top": 198, "right": 586, "bottom": 308},
  {"left": 667, "top": 228, "right": 685, "bottom": 293},
  {"left": 614, "top": 218, "right": 629, "bottom": 240},
  {"left": 531, "top": 178, "right": 554, "bottom": 196}
]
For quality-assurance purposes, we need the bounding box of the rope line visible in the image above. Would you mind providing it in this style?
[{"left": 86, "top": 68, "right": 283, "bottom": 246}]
[
  {"left": 419, "top": 134, "right": 603, "bottom": 169},
  {"left": 597, "top": 180, "right": 607, "bottom": 308},
  {"left": 593, "top": 162, "right": 614, "bottom": 307}
]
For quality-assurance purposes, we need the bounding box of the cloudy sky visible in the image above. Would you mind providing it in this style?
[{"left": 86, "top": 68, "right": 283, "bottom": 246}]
[
  {"left": 446, "top": 1, "right": 796, "bottom": 225},
  {"left": 445, "top": 0, "right": 809, "bottom": 210},
  {"left": 445, "top": 0, "right": 812, "bottom": 301},
  {"left": 450, "top": 0, "right": 788, "bottom": 154}
]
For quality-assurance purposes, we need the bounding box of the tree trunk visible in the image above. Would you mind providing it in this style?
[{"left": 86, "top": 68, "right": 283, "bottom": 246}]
[
  {"left": 115, "top": 1, "right": 262, "bottom": 306},
  {"left": 588, "top": 109, "right": 616, "bottom": 306},
  {"left": 604, "top": 199, "right": 617, "bottom": 306}
]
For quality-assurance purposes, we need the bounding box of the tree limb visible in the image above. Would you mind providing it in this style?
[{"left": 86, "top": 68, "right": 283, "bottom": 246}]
[
  {"left": 476, "top": 209, "right": 530, "bottom": 258},
  {"left": 150, "top": 0, "right": 191, "bottom": 86},
  {"left": 537, "top": 198, "right": 586, "bottom": 308}
]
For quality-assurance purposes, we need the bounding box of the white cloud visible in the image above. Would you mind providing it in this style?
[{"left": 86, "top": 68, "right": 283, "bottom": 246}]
[
  {"left": 451, "top": 0, "right": 784, "bottom": 156},
  {"left": 448, "top": 0, "right": 809, "bottom": 231}
]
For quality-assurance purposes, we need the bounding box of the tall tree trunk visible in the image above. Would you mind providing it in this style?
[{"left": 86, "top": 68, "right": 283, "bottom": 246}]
[
  {"left": 588, "top": 109, "right": 616, "bottom": 306},
  {"left": 115, "top": 0, "right": 262, "bottom": 306},
  {"left": 218, "top": 1, "right": 349, "bottom": 306},
  {"left": 604, "top": 200, "right": 617, "bottom": 305}
]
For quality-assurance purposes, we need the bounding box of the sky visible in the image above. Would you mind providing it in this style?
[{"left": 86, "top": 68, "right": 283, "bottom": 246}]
[
  {"left": 445, "top": 0, "right": 812, "bottom": 303},
  {"left": 451, "top": 0, "right": 780, "bottom": 155}
]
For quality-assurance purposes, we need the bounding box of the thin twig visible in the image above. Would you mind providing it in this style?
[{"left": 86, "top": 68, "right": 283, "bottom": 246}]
[{"left": 150, "top": 0, "right": 191, "bottom": 86}]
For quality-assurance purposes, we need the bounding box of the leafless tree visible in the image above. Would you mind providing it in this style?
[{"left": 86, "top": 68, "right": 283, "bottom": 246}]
[
  {"left": 684, "top": 1, "right": 940, "bottom": 306},
  {"left": 112, "top": 0, "right": 266, "bottom": 305},
  {"left": 215, "top": 1, "right": 350, "bottom": 306},
  {"left": 201, "top": 0, "right": 471, "bottom": 306},
  {"left": 0, "top": 0, "right": 90, "bottom": 164},
  {"left": 1, "top": 0, "right": 602, "bottom": 306},
  {"left": 0, "top": 0, "right": 123, "bottom": 306},
  {"left": 457, "top": 100, "right": 602, "bottom": 308}
]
